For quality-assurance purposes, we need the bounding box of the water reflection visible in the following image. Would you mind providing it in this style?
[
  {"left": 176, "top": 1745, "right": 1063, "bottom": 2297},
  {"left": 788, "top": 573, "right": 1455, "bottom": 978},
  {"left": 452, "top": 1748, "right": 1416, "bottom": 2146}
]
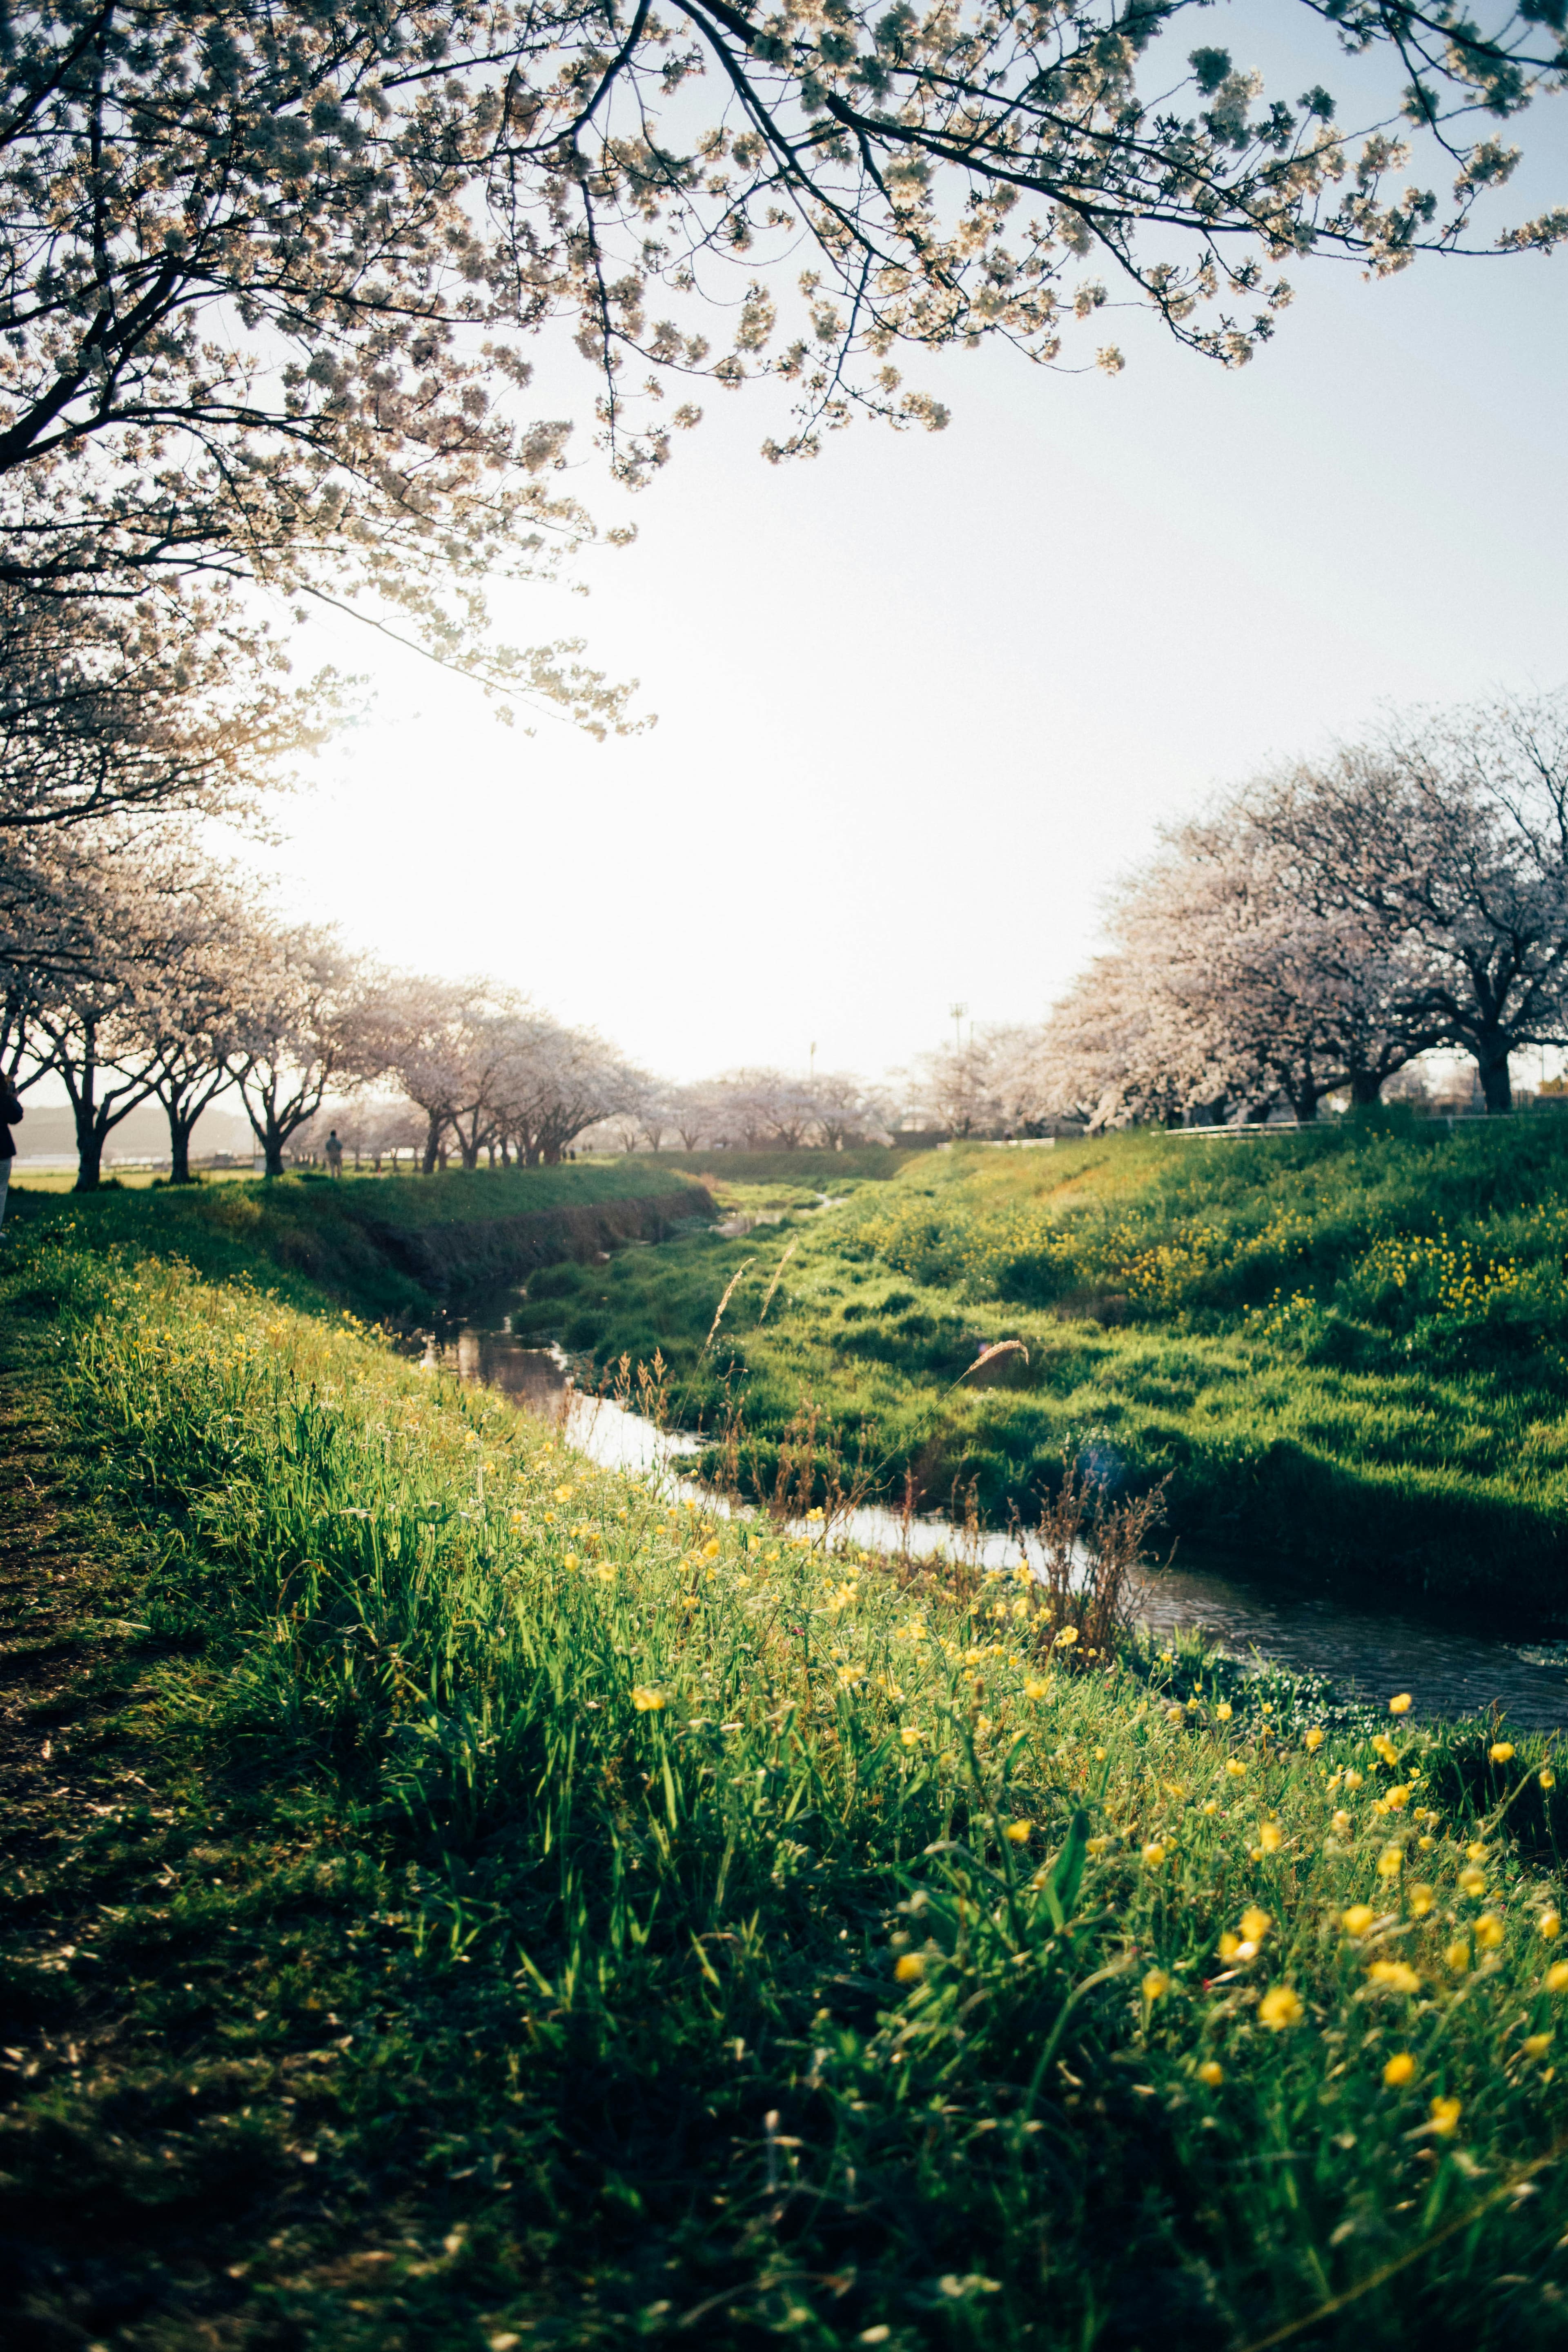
[{"left": 421, "top": 1317, "right": 1568, "bottom": 1729}]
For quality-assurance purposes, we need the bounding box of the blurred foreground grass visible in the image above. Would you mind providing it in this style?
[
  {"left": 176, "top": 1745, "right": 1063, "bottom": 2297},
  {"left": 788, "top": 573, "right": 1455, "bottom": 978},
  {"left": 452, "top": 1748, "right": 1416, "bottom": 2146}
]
[{"left": 2, "top": 1216, "right": 1568, "bottom": 2347}]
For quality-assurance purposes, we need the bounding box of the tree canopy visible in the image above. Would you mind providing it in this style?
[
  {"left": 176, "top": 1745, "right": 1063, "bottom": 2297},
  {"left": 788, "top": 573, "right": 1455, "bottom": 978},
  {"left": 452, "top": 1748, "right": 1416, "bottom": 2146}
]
[{"left": 3, "top": 1, "right": 1564, "bottom": 708}]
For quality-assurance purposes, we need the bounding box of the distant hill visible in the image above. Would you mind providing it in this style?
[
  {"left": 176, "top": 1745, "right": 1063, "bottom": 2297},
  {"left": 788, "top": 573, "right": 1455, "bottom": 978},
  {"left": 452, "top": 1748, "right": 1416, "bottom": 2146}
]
[{"left": 11, "top": 1100, "right": 254, "bottom": 1163}]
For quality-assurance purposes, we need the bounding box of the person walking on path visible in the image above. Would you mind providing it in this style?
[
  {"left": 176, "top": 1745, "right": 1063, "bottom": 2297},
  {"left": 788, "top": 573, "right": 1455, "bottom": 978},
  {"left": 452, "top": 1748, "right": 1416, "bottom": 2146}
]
[
  {"left": 0, "top": 1070, "right": 23, "bottom": 1230},
  {"left": 325, "top": 1128, "right": 344, "bottom": 1179}
]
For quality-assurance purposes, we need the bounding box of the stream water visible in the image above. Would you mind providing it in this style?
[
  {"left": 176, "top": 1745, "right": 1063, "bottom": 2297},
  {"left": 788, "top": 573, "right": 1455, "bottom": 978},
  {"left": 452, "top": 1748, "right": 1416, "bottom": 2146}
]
[{"left": 422, "top": 1315, "right": 1568, "bottom": 1731}]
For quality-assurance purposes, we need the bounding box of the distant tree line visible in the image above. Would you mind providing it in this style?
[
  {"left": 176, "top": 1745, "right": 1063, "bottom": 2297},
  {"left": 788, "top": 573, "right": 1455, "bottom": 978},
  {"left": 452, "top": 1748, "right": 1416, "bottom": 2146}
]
[
  {"left": 9, "top": 686, "right": 1566, "bottom": 1186},
  {"left": 4, "top": 3, "right": 1565, "bottom": 1180}
]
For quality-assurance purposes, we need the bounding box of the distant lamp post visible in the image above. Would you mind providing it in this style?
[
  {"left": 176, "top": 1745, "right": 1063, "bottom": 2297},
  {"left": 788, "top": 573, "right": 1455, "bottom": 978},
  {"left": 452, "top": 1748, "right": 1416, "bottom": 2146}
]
[
  {"left": 949, "top": 1001, "right": 969, "bottom": 1053},
  {"left": 809, "top": 1040, "right": 817, "bottom": 1083}
]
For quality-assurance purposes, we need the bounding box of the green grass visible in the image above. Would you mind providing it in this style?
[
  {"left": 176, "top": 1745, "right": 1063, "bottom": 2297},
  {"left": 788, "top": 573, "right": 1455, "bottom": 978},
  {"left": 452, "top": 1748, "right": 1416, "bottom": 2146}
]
[
  {"left": 4, "top": 1214, "right": 1568, "bottom": 2346},
  {"left": 509, "top": 1117, "right": 1568, "bottom": 1615},
  {"left": 628, "top": 1147, "right": 931, "bottom": 1190},
  {"left": 6, "top": 1158, "right": 711, "bottom": 1321}
]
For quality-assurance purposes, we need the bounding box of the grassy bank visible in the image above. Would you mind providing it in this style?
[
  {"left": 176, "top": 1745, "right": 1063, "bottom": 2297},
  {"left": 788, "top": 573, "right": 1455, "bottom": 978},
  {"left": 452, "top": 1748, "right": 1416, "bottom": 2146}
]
[
  {"left": 510, "top": 1118, "right": 1568, "bottom": 1615},
  {"left": 5, "top": 1159, "right": 711, "bottom": 1321},
  {"left": 623, "top": 1147, "right": 931, "bottom": 1189},
  {"left": 4, "top": 1216, "right": 1568, "bottom": 2347}
]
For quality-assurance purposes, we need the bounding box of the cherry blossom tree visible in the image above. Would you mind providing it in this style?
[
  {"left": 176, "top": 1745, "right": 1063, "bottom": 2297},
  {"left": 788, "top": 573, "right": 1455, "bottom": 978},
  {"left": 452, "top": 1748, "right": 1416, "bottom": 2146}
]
[
  {"left": 1039, "top": 690, "right": 1568, "bottom": 1126},
  {"left": 11, "top": 840, "right": 216, "bottom": 1186},
  {"left": 1255, "top": 695, "right": 1568, "bottom": 1113},
  {"left": 227, "top": 929, "right": 381, "bottom": 1176},
  {"left": 125, "top": 882, "right": 256, "bottom": 1183},
  {"left": 2, "top": 0, "right": 1562, "bottom": 713}
]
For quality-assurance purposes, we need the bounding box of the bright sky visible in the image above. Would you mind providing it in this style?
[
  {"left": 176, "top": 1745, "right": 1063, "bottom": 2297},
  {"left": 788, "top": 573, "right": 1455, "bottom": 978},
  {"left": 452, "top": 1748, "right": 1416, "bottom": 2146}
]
[{"left": 268, "top": 16, "right": 1568, "bottom": 1087}]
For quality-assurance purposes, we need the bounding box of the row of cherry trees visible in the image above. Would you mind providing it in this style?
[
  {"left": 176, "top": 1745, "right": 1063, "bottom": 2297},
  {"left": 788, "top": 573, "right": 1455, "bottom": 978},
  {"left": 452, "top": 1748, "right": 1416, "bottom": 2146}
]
[
  {"left": 1, "top": 834, "right": 638, "bottom": 1186},
  {"left": 1034, "top": 692, "right": 1568, "bottom": 1127}
]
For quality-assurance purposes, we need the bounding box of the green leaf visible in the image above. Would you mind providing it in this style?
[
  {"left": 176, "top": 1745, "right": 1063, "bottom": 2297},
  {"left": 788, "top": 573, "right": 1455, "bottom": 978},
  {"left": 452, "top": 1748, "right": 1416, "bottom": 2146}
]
[{"left": 1045, "top": 1808, "right": 1090, "bottom": 1933}]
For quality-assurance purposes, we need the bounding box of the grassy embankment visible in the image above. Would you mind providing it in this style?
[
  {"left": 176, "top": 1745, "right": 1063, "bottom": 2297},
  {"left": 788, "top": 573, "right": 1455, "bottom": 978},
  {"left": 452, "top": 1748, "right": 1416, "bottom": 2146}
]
[
  {"left": 514, "top": 1122, "right": 1568, "bottom": 1616},
  {"left": 5, "top": 1156, "right": 711, "bottom": 1322},
  {"left": 4, "top": 1195, "right": 1568, "bottom": 2346}
]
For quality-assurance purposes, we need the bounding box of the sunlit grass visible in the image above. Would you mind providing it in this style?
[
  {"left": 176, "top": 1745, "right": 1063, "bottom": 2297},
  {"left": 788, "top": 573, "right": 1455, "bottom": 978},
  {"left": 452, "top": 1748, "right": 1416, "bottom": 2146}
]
[
  {"left": 515, "top": 1121, "right": 1568, "bottom": 1607},
  {"left": 5, "top": 1221, "right": 1568, "bottom": 2343}
]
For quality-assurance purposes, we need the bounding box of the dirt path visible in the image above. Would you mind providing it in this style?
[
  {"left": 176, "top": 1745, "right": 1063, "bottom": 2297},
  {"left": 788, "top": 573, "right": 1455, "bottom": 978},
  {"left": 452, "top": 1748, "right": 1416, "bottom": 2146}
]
[{"left": 0, "top": 1365, "right": 139, "bottom": 1871}]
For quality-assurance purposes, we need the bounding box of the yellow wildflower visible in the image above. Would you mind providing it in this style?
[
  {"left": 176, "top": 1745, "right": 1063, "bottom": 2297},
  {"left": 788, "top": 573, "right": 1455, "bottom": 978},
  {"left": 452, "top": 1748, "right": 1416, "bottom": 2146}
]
[
  {"left": 1548, "top": 1961, "right": 1568, "bottom": 1993},
  {"left": 1331, "top": 1809, "right": 1353, "bottom": 1837},
  {"left": 1053, "top": 1625, "right": 1080, "bottom": 1650},
  {"left": 1458, "top": 1866, "right": 1487, "bottom": 1899},
  {"left": 1304, "top": 1727, "right": 1325, "bottom": 1753},
  {"left": 1541, "top": 1769, "right": 1557, "bottom": 1790},
  {"left": 1490, "top": 1742, "right": 1515, "bottom": 1764},
  {"left": 553, "top": 1483, "right": 573, "bottom": 1502},
  {"left": 1523, "top": 2032, "right": 1552, "bottom": 2059},
  {"left": 1430, "top": 2096, "right": 1461, "bottom": 2136},
  {"left": 1445, "top": 1941, "right": 1470, "bottom": 1973},
  {"left": 1258, "top": 1985, "right": 1303, "bottom": 2031},
  {"left": 1466, "top": 1841, "right": 1488, "bottom": 1861},
  {"left": 702, "top": 1538, "right": 721, "bottom": 1558},
  {"left": 1409, "top": 1884, "right": 1436, "bottom": 1917},
  {"left": 1225, "top": 1759, "right": 1247, "bottom": 1780},
  {"left": 1141, "top": 1842, "right": 1167, "bottom": 1869},
  {"left": 1024, "top": 1677, "right": 1049, "bottom": 1701},
  {"left": 1197, "top": 2060, "right": 1223, "bottom": 2087},
  {"left": 1341, "top": 1905, "right": 1376, "bottom": 1937},
  {"left": 1241, "top": 1906, "right": 1271, "bottom": 1942},
  {"left": 1383, "top": 2052, "right": 1416, "bottom": 2087},
  {"left": 1258, "top": 1821, "right": 1283, "bottom": 1855},
  {"left": 1474, "top": 1913, "right": 1505, "bottom": 1949},
  {"left": 1367, "top": 1960, "right": 1422, "bottom": 1994},
  {"left": 1343, "top": 1770, "right": 1364, "bottom": 1791},
  {"left": 1372, "top": 1733, "right": 1399, "bottom": 1766},
  {"left": 564, "top": 1552, "right": 580, "bottom": 1572},
  {"left": 630, "top": 1686, "right": 666, "bottom": 1712},
  {"left": 1216, "top": 1702, "right": 1234, "bottom": 1723},
  {"left": 900, "top": 1725, "right": 924, "bottom": 1748},
  {"left": 1539, "top": 1910, "right": 1562, "bottom": 1940},
  {"left": 1377, "top": 1846, "right": 1403, "bottom": 1881},
  {"left": 1385, "top": 1785, "right": 1411, "bottom": 1811},
  {"left": 1389, "top": 1693, "right": 1412, "bottom": 1715},
  {"left": 1218, "top": 1932, "right": 1243, "bottom": 1963},
  {"left": 894, "top": 1954, "right": 924, "bottom": 1984},
  {"left": 1005, "top": 1820, "right": 1033, "bottom": 1845},
  {"left": 1142, "top": 1970, "right": 1170, "bottom": 2002}
]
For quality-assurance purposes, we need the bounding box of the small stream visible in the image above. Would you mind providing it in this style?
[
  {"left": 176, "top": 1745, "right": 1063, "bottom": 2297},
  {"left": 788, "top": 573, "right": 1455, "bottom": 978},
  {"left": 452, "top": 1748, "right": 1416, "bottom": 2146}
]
[{"left": 423, "top": 1315, "right": 1568, "bottom": 1730}]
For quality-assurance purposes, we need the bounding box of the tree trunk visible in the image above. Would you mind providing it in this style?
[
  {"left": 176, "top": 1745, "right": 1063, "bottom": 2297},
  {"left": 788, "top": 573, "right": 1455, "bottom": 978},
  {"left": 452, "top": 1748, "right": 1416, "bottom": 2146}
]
[
  {"left": 264, "top": 1129, "right": 286, "bottom": 1177},
  {"left": 74, "top": 1113, "right": 105, "bottom": 1192},
  {"left": 422, "top": 1113, "right": 441, "bottom": 1175},
  {"left": 1477, "top": 1039, "right": 1513, "bottom": 1115},
  {"left": 1350, "top": 1068, "right": 1383, "bottom": 1108},
  {"left": 168, "top": 1108, "right": 198, "bottom": 1183},
  {"left": 1290, "top": 1089, "right": 1319, "bottom": 1124}
]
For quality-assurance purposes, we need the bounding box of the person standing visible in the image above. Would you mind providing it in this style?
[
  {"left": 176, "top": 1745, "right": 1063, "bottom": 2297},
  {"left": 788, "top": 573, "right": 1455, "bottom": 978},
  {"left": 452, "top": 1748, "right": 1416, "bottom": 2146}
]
[
  {"left": 325, "top": 1127, "right": 344, "bottom": 1179},
  {"left": 0, "top": 1070, "right": 23, "bottom": 1230}
]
